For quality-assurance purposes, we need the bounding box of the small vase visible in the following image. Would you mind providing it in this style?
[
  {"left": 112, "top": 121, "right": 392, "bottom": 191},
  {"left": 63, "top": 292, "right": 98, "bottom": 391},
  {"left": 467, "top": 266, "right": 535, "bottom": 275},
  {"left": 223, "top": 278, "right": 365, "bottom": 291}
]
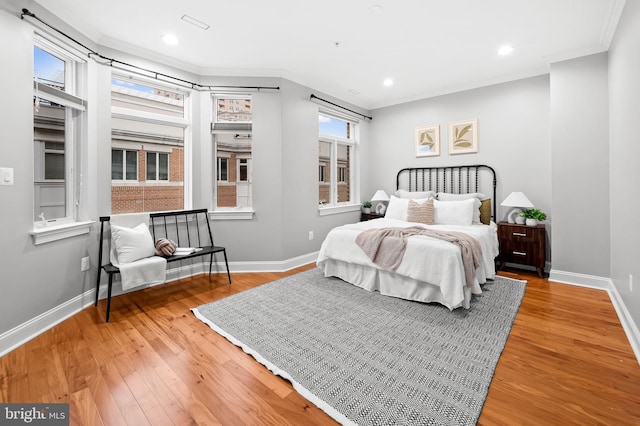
[
  {"left": 525, "top": 218, "right": 538, "bottom": 227},
  {"left": 363, "top": 207, "right": 371, "bottom": 214}
]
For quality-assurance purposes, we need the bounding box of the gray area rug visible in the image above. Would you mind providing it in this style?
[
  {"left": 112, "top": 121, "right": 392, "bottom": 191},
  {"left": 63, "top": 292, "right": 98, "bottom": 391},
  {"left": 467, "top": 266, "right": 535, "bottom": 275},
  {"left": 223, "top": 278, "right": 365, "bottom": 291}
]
[{"left": 192, "top": 268, "right": 526, "bottom": 426}]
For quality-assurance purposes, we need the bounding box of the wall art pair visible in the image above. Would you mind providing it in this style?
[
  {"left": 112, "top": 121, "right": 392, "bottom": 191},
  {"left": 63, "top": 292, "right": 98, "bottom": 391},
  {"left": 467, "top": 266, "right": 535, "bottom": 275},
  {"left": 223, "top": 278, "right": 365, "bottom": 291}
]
[{"left": 415, "top": 119, "right": 477, "bottom": 157}]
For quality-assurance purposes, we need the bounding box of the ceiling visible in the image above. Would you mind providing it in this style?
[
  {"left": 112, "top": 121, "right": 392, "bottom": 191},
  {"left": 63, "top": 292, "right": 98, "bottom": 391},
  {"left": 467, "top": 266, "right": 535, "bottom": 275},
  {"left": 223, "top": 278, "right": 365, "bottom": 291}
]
[{"left": 30, "top": 0, "right": 625, "bottom": 110}]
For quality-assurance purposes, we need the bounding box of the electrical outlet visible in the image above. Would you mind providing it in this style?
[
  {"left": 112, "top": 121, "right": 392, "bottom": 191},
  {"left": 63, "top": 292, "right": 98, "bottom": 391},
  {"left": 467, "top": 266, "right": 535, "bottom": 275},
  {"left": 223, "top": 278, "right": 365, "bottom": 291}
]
[
  {"left": 81, "top": 256, "right": 90, "bottom": 272},
  {"left": 629, "top": 274, "right": 633, "bottom": 293},
  {"left": 308, "top": 231, "right": 314, "bottom": 241}
]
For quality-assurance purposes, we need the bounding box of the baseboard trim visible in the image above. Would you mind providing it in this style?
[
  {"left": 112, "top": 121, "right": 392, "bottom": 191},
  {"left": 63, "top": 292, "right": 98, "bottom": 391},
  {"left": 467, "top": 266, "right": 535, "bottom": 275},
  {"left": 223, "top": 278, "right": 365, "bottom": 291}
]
[
  {"left": 0, "top": 289, "right": 96, "bottom": 358},
  {"left": 0, "top": 253, "right": 319, "bottom": 357},
  {"left": 549, "top": 269, "right": 640, "bottom": 365},
  {"left": 607, "top": 280, "right": 640, "bottom": 365},
  {"left": 548, "top": 269, "right": 611, "bottom": 290}
]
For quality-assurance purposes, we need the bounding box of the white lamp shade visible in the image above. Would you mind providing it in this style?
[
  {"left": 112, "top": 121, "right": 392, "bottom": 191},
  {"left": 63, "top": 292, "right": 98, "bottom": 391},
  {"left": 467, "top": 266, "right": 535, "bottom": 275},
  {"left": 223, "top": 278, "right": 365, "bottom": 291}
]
[
  {"left": 501, "top": 192, "right": 534, "bottom": 223},
  {"left": 500, "top": 192, "right": 534, "bottom": 208},
  {"left": 371, "top": 190, "right": 390, "bottom": 202}
]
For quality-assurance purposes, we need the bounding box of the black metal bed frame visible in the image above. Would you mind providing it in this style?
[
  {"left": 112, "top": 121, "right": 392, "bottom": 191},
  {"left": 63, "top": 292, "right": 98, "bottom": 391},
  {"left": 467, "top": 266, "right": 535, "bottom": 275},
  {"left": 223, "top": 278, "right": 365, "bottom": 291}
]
[{"left": 396, "top": 164, "right": 497, "bottom": 220}]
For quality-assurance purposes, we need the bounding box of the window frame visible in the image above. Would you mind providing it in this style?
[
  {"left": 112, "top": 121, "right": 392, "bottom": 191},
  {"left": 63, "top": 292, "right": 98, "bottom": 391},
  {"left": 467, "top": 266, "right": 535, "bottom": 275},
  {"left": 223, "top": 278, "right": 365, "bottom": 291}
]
[
  {"left": 110, "top": 71, "right": 192, "bottom": 213},
  {"left": 317, "top": 109, "right": 360, "bottom": 215},
  {"left": 211, "top": 94, "right": 255, "bottom": 220},
  {"left": 30, "top": 34, "right": 93, "bottom": 244},
  {"left": 32, "top": 38, "right": 81, "bottom": 224}
]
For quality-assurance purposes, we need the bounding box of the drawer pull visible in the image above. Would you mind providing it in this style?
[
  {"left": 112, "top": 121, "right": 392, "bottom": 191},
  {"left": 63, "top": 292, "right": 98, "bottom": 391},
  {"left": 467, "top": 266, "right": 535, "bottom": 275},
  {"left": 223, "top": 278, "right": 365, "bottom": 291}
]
[
  {"left": 512, "top": 232, "right": 527, "bottom": 237},
  {"left": 513, "top": 251, "right": 527, "bottom": 256}
]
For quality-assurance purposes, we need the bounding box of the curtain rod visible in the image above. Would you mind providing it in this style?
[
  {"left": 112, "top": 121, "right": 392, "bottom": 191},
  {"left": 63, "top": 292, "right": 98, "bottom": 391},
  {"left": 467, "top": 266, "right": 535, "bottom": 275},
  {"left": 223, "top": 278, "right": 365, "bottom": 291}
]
[
  {"left": 20, "top": 8, "right": 280, "bottom": 93},
  {"left": 309, "top": 94, "right": 372, "bottom": 121}
]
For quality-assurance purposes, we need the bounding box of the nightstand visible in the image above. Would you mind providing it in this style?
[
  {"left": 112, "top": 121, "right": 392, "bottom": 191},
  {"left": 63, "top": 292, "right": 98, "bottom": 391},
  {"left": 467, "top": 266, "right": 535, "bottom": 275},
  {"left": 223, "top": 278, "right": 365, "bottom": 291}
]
[
  {"left": 360, "top": 212, "right": 384, "bottom": 221},
  {"left": 497, "top": 221, "right": 546, "bottom": 278}
]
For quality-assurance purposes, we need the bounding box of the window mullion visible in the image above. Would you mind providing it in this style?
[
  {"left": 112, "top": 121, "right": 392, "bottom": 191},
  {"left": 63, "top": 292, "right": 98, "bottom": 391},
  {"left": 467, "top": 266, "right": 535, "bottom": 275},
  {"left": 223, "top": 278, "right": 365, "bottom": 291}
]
[{"left": 331, "top": 138, "right": 338, "bottom": 204}]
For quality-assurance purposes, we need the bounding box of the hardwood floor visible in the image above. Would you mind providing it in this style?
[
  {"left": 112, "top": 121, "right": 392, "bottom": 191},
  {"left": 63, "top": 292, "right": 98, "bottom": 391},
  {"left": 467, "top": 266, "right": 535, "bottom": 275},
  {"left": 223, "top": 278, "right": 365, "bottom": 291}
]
[{"left": 1, "top": 265, "right": 639, "bottom": 425}]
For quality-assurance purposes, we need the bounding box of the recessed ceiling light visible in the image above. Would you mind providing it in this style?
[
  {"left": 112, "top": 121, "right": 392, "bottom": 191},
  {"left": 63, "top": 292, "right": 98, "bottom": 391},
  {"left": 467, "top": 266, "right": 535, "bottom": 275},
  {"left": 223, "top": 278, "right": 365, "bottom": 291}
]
[
  {"left": 498, "top": 45, "right": 514, "bottom": 56},
  {"left": 181, "top": 14, "right": 210, "bottom": 30},
  {"left": 369, "top": 5, "right": 383, "bottom": 14},
  {"left": 162, "top": 34, "right": 179, "bottom": 46},
  {"left": 383, "top": 78, "right": 394, "bottom": 87}
]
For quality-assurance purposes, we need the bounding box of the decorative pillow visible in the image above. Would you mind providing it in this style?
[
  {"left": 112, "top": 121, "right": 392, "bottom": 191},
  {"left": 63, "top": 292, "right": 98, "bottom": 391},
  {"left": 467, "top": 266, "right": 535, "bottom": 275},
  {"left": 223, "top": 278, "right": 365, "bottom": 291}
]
[
  {"left": 437, "top": 192, "right": 485, "bottom": 201},
  {"left": 437, "top": 192, "right": 486, "bottom": 224},
  {"left": 407, "top": 199, "right": 434, "bottom": 225},
  {"left": 433, "top": 198, "right": 475, "bottom": 226},
  {"left": 479, "top": 199, "right": 492, "bottom": 225},
  {"left": 111, "top": 223, "right": 155, "bottom": 264},
  {"left": 385, "top": 196, "right": 429, "bottom": 221},
  {"left": 155, "top": 238, "right": 177, "bottom": 257},
  {"left": 394, "top": 189, "right": 436, "bottom": 200}
]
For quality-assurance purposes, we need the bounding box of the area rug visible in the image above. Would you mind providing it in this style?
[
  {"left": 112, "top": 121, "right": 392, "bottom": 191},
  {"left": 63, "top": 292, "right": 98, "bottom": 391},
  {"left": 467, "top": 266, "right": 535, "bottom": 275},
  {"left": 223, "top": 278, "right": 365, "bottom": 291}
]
[{"left": 192, "top": 268, "right": 526, "bottom": 426}]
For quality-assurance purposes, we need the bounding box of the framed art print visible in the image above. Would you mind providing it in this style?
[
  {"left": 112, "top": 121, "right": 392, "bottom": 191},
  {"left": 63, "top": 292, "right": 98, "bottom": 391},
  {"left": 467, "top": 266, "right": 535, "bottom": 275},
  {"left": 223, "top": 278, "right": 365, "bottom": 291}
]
[
  {"left": 415, "top": 125, "right": 440, "bottom": 157},
  {"left": 448, "top": 119, "right": 478, "bottom": 154}
]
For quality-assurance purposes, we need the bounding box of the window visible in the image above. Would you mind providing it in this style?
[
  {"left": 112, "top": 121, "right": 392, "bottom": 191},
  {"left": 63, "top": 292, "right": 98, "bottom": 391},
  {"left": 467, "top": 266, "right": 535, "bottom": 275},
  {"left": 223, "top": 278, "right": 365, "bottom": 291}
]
[
  {"left": 111, "top": 73, "right": 190, "bottom": 214},
  {"left": 318, "top": 112, "right": 357, "bottom": 207},
  {"left": 217, "top": 157, "right": 229, "bottom": 182},
  {"left": 33, "top": 38, "right": 86, "bottom": 225},
  {"left": 146, "top": 152, "right": 169, "bottom": 181},
  {"left": 212, "top": 95, "right": 253, "bottom": 210},
  {"left": 111, "top": 149, "right": 138, "bottom": 180}
]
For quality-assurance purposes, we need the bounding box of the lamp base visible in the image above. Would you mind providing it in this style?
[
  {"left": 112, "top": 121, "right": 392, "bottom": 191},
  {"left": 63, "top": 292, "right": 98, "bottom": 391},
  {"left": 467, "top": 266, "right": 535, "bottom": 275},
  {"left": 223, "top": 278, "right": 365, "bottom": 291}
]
[
  {"left": 375, "top": 203, "right": 387, "bottom": 215},
  {"left": 507, "top": 208, "right": 522, "bottom": 224}
]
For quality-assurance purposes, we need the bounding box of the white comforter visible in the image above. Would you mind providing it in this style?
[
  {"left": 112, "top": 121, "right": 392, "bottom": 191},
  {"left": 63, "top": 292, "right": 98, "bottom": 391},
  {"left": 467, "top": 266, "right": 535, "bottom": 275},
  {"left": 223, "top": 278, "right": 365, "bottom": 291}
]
[{"left": 316, "top": 218, "right": 499, "bottom": 309}]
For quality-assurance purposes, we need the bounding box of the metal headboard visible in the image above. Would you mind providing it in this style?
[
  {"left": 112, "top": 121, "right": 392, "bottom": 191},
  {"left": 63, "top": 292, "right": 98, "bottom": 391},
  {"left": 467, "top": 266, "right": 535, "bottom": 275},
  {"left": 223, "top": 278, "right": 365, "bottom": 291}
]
[{"left": 396, "top": 164, "right": 497, "bottom": 220}]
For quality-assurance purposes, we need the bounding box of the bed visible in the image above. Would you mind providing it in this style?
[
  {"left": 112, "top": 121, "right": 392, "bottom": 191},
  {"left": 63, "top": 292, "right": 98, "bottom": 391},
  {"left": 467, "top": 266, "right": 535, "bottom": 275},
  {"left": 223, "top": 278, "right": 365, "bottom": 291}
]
[{"left": 316, "top": 165, "right": 499, "bottom": 310}]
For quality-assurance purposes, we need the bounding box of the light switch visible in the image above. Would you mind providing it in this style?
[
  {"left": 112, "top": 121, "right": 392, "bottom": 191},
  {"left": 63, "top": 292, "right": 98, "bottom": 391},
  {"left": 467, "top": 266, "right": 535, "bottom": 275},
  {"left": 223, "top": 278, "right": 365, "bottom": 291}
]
[{"left": 0, "top": 167, "right": 14, "bottom": 185}]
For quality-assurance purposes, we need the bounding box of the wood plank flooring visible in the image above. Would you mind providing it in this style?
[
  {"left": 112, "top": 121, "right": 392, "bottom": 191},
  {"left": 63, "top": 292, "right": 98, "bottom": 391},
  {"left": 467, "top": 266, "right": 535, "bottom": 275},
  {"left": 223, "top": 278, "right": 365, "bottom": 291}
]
[{"left": 1, "top": 265, "right": 639, "bottom": 425}]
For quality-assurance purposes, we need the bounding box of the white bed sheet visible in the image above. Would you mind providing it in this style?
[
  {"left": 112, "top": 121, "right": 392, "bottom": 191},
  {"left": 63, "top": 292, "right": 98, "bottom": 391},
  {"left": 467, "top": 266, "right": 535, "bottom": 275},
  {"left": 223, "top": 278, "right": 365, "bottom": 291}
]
[{"left": 316, "top": 218, "right": 499, "bottom": 310}]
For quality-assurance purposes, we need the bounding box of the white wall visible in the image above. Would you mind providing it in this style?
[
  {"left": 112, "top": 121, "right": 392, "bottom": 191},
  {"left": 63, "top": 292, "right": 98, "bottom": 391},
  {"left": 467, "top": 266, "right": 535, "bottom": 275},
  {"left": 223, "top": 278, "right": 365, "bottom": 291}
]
[
  {"left": 609, "top": 0, "right": 640, "bottom": 330},
  {"left": 550, "top": 53, "right": 610, "bottom": 278},
  {"left": 368, "top": 76, "right": 552, "bottom": 230}
]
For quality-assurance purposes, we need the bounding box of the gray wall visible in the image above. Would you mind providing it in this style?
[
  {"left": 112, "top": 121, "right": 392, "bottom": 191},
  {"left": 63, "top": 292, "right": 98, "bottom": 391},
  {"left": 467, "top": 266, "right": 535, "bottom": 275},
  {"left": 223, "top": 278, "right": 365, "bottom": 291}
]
[
  {"left": 368, "top": 76, "right": 552, "bottom": 229},
  {"left": 550, "top": 53, "right": 610, "bottom": 277},
  {"left": 609, "top": 0, "right": 640, "bottom": 328},
  {"left": 0, "top": 4, "right": 372, "bottom": 336},
  {"left": 0, "top": 6, "right": 97, "bottom": 333},
  {"left": 2, "top": 0, "right": 640, "bottom": 348}
]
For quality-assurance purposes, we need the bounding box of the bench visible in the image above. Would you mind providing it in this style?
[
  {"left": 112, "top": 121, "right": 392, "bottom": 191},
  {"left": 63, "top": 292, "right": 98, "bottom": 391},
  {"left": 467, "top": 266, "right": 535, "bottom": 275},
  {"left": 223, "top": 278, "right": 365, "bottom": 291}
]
[{"left": 95, "top": 208, "right": 231, "bottom": 322}]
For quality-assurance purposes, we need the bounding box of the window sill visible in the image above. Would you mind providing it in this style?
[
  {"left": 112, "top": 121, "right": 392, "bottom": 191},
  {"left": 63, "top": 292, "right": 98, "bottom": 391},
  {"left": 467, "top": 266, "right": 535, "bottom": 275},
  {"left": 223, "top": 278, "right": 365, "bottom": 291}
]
[
  {"left": 209, "top": 209, "right": 255, "bottom": 220},
  {"left": 318, "top": 204, "right": 361, "bottom": 217},
  {"left": 30, "top": 220, "right": 94, "bottom": 245}
]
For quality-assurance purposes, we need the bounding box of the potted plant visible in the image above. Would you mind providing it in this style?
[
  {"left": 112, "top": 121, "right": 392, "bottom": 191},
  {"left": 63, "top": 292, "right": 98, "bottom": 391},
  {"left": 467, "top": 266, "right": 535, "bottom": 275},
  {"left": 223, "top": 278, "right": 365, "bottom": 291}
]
[
  {"left": 521, "top": 209, "right": 547, "bottom": 227},
  {"left": 362, "top": 201, "right": 372, "bottom": 214}
]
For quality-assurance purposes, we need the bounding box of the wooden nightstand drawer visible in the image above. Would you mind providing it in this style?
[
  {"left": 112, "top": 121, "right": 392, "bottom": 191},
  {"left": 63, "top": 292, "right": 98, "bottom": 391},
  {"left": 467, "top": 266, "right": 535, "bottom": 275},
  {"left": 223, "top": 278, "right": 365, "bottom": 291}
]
[
  {"left": 506, "top": 228, "right": 537, "bottom": 242},
  {"left": 501, "top": 243, "right": 535, "bottom": 265},
  {"left": 497, "top": 221, "right": 546, "bottom": 277},
  {"left": 361, "top": 212, "right": 384, "bottom": 221}
]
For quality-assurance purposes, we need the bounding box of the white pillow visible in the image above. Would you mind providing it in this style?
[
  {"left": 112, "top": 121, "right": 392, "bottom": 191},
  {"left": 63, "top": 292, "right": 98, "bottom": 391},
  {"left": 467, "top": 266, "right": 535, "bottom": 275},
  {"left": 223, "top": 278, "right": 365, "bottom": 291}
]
[
  {"left": 394, "top": 189, "right": 436, "bottom": 200},
  {"left": 433, "top": 198, "right": 475, "bottom": 226},
  {"left": 385, "top": 196, "right": 429, "bottom": 221},
  {"left": 437, "top": 192, "right": 485, "bottom": 224},
  {"left": 111, "top": 223, "right": 155, "bottom": 264}
]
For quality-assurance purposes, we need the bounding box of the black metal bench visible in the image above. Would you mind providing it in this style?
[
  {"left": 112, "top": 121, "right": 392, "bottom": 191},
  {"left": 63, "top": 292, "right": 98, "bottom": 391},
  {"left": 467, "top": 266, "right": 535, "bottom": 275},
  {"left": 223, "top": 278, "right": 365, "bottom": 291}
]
[{"left": 95, "top": 208, "right": 231, "bottom": 322}]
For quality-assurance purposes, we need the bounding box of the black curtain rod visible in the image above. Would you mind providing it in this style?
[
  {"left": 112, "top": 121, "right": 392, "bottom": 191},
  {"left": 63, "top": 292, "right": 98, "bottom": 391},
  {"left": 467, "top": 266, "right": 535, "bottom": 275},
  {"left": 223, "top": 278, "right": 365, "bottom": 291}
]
[
  {"left": 20, "top": 8, "right": 280, "bottom": 93},
  {"left": 310, "top": 94, "right": 372, "bottom": 121}
]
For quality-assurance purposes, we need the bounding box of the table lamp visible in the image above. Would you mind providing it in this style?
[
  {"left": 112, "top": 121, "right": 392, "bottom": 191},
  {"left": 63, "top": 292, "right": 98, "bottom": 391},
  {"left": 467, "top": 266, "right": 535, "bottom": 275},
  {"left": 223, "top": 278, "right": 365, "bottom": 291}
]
[
  {"left": 371, "top": 190, "right": 390, "bottom": 214},
  {"left": 500, "top": 192, "right": 534, "bottom": 223}
]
